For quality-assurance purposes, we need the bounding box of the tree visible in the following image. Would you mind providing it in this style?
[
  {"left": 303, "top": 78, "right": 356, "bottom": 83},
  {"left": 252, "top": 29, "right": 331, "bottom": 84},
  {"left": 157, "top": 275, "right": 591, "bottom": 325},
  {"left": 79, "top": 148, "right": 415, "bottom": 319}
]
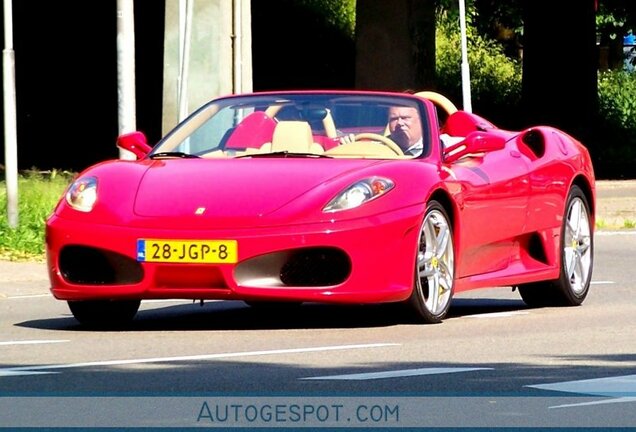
[
  {"left": 522, "top": 0, "right": 598, "bottom": 153},
  {"left": 251, "top": 0, "right": 355, "bottom": 90},
  {"left": 472, "top": 0, "right": 523, "bottom": 59},
  {"left": 354, "top": 0, "right": 436, "bottom": 90}
]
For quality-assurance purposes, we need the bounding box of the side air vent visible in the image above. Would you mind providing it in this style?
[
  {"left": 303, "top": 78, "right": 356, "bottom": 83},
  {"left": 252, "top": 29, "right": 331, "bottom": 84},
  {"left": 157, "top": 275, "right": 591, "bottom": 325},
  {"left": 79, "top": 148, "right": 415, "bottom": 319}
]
[
  {"left": 520, "top": 129, "right": 546, "bottom": 159},
  {"left": 527, "top": 233, "right": 548, "bottom": 265}
]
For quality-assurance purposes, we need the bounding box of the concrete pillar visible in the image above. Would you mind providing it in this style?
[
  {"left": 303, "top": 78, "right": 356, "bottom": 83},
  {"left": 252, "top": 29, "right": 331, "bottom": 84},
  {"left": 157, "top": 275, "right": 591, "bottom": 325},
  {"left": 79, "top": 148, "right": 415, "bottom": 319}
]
[{"left": 162, "top": 0, "right": 252, "bottom": 134}]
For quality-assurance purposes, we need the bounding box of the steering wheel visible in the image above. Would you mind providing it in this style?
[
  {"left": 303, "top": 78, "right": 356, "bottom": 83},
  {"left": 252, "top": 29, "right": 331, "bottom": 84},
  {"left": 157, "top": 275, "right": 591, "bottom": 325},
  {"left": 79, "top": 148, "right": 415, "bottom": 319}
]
[
  {"left": 353, "top": 133, "right": 404, "bottom": 155},
  {"left": 414, "top": 91, "right": 458, "bottom": 117}
]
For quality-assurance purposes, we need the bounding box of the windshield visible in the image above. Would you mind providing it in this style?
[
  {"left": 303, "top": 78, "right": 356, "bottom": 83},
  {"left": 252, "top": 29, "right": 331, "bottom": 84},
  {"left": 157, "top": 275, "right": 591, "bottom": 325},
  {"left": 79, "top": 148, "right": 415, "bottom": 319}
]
[{"left": 151, "top": 93, "right": 430, "bottom": 160}]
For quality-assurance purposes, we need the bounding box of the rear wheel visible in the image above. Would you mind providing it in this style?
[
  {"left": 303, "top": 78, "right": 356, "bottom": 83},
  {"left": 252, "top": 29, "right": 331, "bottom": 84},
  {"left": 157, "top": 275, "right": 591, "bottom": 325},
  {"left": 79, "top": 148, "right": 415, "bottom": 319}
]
[
  {"left": 518, "top": 185, "right": 593, "bottom": 307},
  {"left": 408, "top": 200, "right": 455, "bottom": 323},
  {"left": 67, "top": 299, "right": 141, "bottom": 328}
]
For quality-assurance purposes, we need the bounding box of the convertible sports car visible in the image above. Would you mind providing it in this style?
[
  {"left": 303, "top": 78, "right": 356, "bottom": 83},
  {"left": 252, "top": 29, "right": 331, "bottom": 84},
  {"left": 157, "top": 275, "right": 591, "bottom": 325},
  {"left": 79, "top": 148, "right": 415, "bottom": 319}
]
[{"left": 45, "top": 90, "right": 595, "bottom": 326}]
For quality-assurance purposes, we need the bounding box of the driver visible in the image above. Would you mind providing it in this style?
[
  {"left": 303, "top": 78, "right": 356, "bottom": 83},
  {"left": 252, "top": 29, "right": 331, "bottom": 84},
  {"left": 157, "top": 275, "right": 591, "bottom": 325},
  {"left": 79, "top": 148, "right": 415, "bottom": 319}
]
[
  {"left": 338, "top": 105, "right": 424, "bottom": 156},
  {"left": 387, "top": 106, "right": 423, "bottom": 155}
]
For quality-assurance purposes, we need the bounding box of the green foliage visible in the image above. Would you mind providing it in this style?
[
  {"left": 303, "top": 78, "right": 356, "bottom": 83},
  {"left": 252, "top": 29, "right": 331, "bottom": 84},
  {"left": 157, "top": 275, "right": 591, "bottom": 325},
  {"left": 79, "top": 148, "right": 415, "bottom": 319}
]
[
  {"left": 595, "top": 70, "right": 636, "bottom": 174},
  {"left": 297, "top": 0, "right": 356, "bottom": 37},
  {"left": 596, "top": 1, "right": 636, "bottom": 42},
  {"left": 598, "top": 70, "right": 636, "bottom": 131},
  {"left": 596, "top": 8, "right": 626, "bottom": 40},
  {"left": 435, "top": 8, "right": 522, "bottom": 124},
  {"left": 0, "top": 170, "right": 73, "bottom": 261},
  {"left": 434, "top": 3, "right": 635, "bottom": 174}
]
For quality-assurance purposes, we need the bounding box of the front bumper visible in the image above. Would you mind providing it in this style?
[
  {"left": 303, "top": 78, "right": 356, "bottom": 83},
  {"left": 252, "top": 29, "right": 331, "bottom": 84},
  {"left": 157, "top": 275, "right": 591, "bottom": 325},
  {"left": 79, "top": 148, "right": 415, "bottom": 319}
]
[{"left": 46, "top": 206, "right": 423, "bottom": 304}]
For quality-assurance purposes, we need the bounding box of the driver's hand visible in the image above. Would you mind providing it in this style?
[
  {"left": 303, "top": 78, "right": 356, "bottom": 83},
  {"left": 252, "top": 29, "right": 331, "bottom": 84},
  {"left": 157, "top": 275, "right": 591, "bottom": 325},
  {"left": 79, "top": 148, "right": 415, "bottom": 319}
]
[{"left": 339, "top": 133, "right": 356, "bottom": 145}]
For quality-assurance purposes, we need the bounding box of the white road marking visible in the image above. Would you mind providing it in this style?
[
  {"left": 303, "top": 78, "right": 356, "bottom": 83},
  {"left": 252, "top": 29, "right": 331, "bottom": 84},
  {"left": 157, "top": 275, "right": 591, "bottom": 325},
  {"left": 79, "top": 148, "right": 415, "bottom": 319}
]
[
  {"left": 590, "top": 280, "right": 615, "bottom": 285},
  {"left": 548, "top": 397, "right": 636, "bottom": 409},
  {"left": 528, "top": 374, "right": 636, "bottom": 396},
  {"left": 301, "top": 367, "right": 492, "bottom": 380},
  {"left": 527, "top": 374, "right": 636, "bottom": 409},
  {"left": 0, "top": 340, "right": 69, "bottom": 346},
  {"left": 0, "top": 370, "right": 60, "bottom": 377},
  {"left": 0, "top": 343, "right": 399, "bottom": 378},
  {"left": 6, "top": 294, "right": 50, "bottom": 299}
]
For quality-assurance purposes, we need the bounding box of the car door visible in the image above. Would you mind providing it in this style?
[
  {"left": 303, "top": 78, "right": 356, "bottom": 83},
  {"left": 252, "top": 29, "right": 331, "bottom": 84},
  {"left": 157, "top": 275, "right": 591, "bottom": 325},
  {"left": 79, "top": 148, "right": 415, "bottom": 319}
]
[
  {"left": 521, "top": 130, "right": 573, "bottom": 235},
  {"left": 446, "top": 141, "right": 531, "bottom": 279}
]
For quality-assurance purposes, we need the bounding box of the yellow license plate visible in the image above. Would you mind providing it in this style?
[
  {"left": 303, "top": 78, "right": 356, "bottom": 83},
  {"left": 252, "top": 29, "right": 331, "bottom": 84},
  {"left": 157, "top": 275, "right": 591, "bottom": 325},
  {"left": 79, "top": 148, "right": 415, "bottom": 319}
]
[{"left": 136, "top": 239, "right": 238, "bottom": 263}]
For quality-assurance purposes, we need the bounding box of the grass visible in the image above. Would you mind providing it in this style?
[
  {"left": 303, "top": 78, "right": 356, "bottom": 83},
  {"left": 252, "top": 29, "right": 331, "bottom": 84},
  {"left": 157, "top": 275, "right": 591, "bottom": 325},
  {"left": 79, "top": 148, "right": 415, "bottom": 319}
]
[
  {"left": 595, "top": 218, "right": 607, "bottom": 230},
  {"left": 0, "top": 170, "right": 75, "bottom": 262},
  {"left": 595, "top": 217, "right": 636, "bottom": 231}
]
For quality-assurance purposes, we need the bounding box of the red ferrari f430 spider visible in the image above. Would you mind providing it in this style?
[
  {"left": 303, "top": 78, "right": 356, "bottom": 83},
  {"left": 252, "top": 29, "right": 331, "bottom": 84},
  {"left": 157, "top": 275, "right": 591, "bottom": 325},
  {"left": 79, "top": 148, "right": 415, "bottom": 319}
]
[{"left": 46, "top": 90, "right": 595, "bottom": 327}]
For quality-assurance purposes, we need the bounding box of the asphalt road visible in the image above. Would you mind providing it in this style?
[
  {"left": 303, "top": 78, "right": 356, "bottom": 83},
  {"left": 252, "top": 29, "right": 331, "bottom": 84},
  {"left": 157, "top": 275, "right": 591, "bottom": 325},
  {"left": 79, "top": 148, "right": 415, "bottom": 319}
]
[{"left": 1, "top": 232, "right": 635, "bottom": 429}]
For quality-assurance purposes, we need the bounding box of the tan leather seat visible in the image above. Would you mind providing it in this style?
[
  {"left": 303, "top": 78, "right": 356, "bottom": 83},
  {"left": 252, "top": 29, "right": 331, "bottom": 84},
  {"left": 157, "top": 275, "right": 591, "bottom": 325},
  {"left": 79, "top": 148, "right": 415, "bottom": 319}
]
[{"left": 260, "top": 121, "right": 324, "bottom": 154}]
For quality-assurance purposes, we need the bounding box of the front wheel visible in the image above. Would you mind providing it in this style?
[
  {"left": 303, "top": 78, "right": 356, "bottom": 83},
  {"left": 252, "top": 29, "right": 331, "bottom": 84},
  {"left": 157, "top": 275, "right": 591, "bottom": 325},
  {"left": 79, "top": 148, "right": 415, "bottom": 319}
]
[
  {"left": 518, "top": 185, "right": 593, "bottom": 307},
  {"left": 408, "top": 201, "right": 455, "bottom": 323},
  {"left": 68, "top": 299, "right": 141, "bottom": 328}
]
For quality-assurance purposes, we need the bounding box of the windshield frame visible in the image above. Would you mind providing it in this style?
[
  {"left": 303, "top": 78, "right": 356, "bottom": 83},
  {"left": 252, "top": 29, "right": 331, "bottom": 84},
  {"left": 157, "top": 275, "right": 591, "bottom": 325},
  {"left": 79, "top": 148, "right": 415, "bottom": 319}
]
[{"left": 150, "top": 91, "right": 433, "bottom": 160}]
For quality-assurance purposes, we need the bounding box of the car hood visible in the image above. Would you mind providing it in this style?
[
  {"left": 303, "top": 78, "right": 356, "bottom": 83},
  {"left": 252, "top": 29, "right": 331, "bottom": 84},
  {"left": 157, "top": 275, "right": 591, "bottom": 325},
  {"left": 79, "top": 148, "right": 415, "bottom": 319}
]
[{"left": 133, "top": 158, "right": 384, "bottom": 221}]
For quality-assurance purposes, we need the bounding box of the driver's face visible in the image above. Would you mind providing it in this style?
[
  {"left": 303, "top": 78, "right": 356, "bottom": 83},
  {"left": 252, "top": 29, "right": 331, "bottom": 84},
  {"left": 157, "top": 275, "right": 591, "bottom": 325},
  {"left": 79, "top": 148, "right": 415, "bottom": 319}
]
[{"left": 388, "top": 107, "right": 422, "bottom": 150}]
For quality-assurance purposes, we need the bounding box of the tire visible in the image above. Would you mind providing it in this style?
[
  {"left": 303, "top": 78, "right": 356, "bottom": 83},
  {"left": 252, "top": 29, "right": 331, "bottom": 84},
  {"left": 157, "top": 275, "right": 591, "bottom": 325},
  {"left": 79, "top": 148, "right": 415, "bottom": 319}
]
[
  {"left": 518, "top": 185, "right": 593, "bottom": 307},
  {"left": 67, "top": 299, "right": 141, "bottom": 328},
  {"left": 408, "top": 200, "right": 455, "bottom": 323}
]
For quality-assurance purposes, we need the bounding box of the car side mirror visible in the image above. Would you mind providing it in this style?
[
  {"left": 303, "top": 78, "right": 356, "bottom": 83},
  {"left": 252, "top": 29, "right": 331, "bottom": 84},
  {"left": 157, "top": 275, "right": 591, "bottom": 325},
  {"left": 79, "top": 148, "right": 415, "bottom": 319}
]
[
  {"left": 443, "top": 131, "right": 506, "bottom": 163},
  {"left": 116, "top": 131, "right": 152, "bottom": 159}
]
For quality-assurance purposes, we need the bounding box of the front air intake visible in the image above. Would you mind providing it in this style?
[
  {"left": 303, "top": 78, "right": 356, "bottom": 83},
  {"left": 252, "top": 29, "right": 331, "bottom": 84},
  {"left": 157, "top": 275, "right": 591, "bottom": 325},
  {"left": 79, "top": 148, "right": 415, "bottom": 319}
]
[
  {"left": 59, "top": 245, "right": 143, "bottom": 285},
  {"left": 280, "top": 248, "right": 351, "bottom": 286}
]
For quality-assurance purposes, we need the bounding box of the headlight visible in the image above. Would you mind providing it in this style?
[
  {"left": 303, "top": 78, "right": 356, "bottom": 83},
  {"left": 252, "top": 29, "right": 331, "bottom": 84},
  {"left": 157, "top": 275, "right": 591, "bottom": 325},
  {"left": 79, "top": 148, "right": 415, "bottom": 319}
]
[
  {"left": 65, "top": 177, "right": 98, "bottom": 212},
  {"left": 324, "top": 177, "right": 394, "bottom": 212}
]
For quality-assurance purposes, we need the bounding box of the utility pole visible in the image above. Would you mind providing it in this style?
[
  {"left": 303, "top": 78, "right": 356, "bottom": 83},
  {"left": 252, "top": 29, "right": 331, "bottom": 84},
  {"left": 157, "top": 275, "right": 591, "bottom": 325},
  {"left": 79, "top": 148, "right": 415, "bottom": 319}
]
[
  {"left": 3, "top": 0, "right": 19, "bottom": 227},
  {"left": 458, "top": 0, "right": 472, "bottom": 112},
  {"left": 232, "top": 0, "right": 243, "bottom": 94},
  {"left": 117, "top": 0, "right": 137, "bottom": 159},
  {"left": 177, "top": 0, "right": 193, "bottom": 122}
]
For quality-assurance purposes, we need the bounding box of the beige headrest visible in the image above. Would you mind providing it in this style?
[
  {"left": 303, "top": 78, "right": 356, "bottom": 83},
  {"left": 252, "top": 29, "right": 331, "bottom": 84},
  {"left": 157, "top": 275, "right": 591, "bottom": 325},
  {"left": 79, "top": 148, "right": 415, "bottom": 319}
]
[{"left": 271, "top": 121, "right": 314, "bottom": 152}]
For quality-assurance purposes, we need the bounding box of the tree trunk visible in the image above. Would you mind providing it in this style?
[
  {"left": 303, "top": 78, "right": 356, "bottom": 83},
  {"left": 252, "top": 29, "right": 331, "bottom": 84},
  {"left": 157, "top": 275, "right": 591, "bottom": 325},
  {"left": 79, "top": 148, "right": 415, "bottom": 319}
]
[
  {"left": 354, "top": 0, "right": 436, "bottom": 91},
  {"left": 522, "top": 0, "right": 598, "bottom": 153}
]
